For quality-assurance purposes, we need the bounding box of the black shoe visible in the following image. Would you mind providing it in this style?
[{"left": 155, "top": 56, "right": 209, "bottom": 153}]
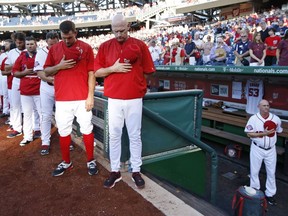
[
  {"left": 52, "top": 161, "right": 73, "bottom": 176},
  {"left": 7, "top": 130, "right": 22, "bottom": 138},
  {"left": 0, "top": 113, "right": 9, "bottom": 118},
  {"left": 69, "top": 144, "right": 75, "bottom": 151},
  {"left": 40, "top": 146, "right": 50, "bottom": 156},
  {"left": 103, "top": 172, "right": 122, "bottom": 188},
  {"left": 87, "top": 160, "right": 98, "bottom": 175},
  {"left": 266, "top": 196, "right": 277, "bottom": 206},
  {"left": 19, "top": 139, "right": 32, "bottom": 147},
  {"left": 132, "top": 172, "right": 145, "bottom": 189},
  {"left": 33, "top": 130, "right": 41, "bottom": 139}
]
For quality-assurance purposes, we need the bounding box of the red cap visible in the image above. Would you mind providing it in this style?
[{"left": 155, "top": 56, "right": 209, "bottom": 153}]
[{"left": 264, "top": 120, "right": 277, "bottom": 137}]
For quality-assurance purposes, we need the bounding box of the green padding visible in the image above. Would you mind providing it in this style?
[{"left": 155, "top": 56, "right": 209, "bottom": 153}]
[
  {"left": 141, "top": 94, "right": 202, "bottom": 156},
  {"left": 142, "top": 150, "right": 206, "bottom": 196}
]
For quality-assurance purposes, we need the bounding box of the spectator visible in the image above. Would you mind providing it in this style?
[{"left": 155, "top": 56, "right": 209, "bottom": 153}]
[
  {"left": 259, "top": 21, "right": 270, "bottom": 43},
  {"left": 210, "top": 35, "right": 231, "bottom": 66},
  {"left": 276, "top": 29, "right": 288, "bottom": 66},
  {"left": 183, "top": 36, "right": 197, "bottom": 65},
  {"left": 162, "top": 45, "right": 171, "bottom": 65},
  {"left": 264, "top": 28, "right": 281, "bottom": 66},
  {"left": 202, "top": 34, "right": 214, "bottom": 64},
  {"left": 277, "top": 20, "right": 288, "bottom": 38},
  {"left": 249, "top": 32, "right": 266, "bottom": 66},
  {"left": 170, "top": 41, "right": 185, "bottom": 65},
  {"left": 94, "top": 14, "right": 155, "bottom": 189},
  {"left": 13, "top": 36, "right": 41, "bottom": 146},
  {"left": 233, "top": 27, "right": 242, "bottom": 44},
  {"left": 244, "top": 99, "right": 283, "bottom": 206},
  {"left": 148, "top": 40, "right": 162, "bottom": 66},
  {"left": 193, "top": 32, "right": 204, "bottom": 65},
  {"left": 44, "top": 20, "right": 98, "bottom": 177},
  {"left": 234, "top": 30, "right": 251, "bottom": 66}
]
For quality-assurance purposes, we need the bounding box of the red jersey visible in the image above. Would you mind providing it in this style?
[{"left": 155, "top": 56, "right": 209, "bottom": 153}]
[
  {"left": 94, "top": 37, "right": 155, "bottom": 99},
  {"left": 12, "top": 51, "right": 40, "bottom": 95},
  {"left": 44, "top": 40, "right": 94, "bottom": 101},
  {"left": 265, "top": 36, "right": 281, "bottom": 56},
  {"left": 1, "top": 57, "right": 13, "bottom": 90}
]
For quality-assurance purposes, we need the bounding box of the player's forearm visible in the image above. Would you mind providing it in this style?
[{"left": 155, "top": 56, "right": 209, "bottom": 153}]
[
  {"left": 37, "top": 71, "right": 51, "bottom": 82},
  {"left": 95, "top": 66, "right": 114, "bottom": 78},
  {"left": 247, "top": 131, "right": 269, "bottom": 138},
  {"left": 88, "top": 71, "right": 96, "bottom": 97},
  {"left": 1, "top": 70, "right": 11, "bottom": 76},
  {"left": 44, "top": 64, "right": 61, "bottom": 76},
  {"left": 4, "top": 64, "right": 12, "bottom": 72},
  {"left": 14, "top": 71, "right": 27, "bottom": 78}
]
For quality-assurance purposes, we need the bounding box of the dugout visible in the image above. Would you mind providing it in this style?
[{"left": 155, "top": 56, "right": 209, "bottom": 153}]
[
  {"left": 147, "top": 65, "right": 288, "bottom": 172},
  {"left": 91, "top": 90, "right": 218, "bottom": 204}
]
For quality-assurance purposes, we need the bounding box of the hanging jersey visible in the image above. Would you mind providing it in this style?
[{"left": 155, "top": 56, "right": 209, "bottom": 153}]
[{"left": 245, "top": 79, "right": 264, "bottom": 114}]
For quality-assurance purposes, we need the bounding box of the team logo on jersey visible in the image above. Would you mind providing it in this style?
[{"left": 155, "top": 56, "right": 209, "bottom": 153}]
[
  {"left": 34, "top": 61, "right": 40, "bottom": 68},
  {"left": 246, "top": 125, "right": 253, "bottom": 130}
]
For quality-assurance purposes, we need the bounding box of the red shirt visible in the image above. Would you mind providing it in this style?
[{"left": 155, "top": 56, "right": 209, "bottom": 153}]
[
  {"left": 44, "top": 40, "right": 94, "bottom": 101},
  {"left": 265, "top": 36, "right": 281, "bottom": 56},
  {"left": 94, "top": 37, "right": 155, "bottom": 99},
  {"left": 12, "top": 51, "right": 40, "bottom": 95}
]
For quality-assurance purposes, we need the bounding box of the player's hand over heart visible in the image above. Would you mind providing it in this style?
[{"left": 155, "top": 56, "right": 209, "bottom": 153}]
[
  {"left": 58, "top": 55, "right": 76, "bottom": 70},
  {"left": 112, "top": 58, "right": 132, "bottom": 73}
]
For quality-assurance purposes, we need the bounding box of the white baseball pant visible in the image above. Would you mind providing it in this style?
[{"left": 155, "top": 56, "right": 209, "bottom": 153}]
[
  {"left": 55, "top": 100, "right": 93, "bottom": 137},
  {"left": 39, "top": 81, "right": 55, "bottom": 146},
  {"left": 10, "top": 78, "right": 22, "bottom": 132},
  {"left": 250, "top": 143, "right": 277, "bottom": 197},
  {"left": 108, "top": 98, "right": 143, "bottom": 173},
  {"left": 21, "top": 95, "right": 41, "bottom": 141}
]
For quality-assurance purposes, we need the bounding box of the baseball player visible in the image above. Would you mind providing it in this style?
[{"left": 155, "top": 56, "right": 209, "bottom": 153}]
[
  {"left": 5, "top": 32, "right": 26, "bottom": 138},
  {"left": 245, "top": 99, "right": 283, "bottom": 206},
  {"left": 94, "top": 14, "right": 155, "bottom": 189},
  {"left": 245, "top": 79, "right": 264, "bottom": 114},
  {"left": 44, "top": 20, "right": 97, "bottom": 176},
  {"left": 0, "top": 39, "right": 13, "bottom": 118},
  {"left": 34, "top": 31, "right": 59, "bottom": 155},
  {"left": 13, "top": 36, "right": 41, "bottom": 146}
]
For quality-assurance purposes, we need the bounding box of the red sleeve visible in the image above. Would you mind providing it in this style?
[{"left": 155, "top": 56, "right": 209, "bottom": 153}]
[
  {"left": 94, "top": 43, "right": 106, "bottom": 72},
  {"left": 140, "top": 42, "right": 155, "bottom": 74},
  {"left": 86, "top": 44, "right": 95, "bottom": 72},
  {"left": 1, "top": 57, "right": 7, "bottom": 71},
  {"left": 180, "top": 49, "right": 185, "bottom": 57}
]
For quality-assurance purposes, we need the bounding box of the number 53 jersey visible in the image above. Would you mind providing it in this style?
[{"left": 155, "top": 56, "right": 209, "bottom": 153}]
[{"left": 245, "top": 79, "right": 264, "bottom": 114}]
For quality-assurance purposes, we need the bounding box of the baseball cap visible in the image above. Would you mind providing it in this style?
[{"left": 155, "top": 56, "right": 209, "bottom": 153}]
[{"left": 264, "top": 120, "right": 277, "bottom": 137}]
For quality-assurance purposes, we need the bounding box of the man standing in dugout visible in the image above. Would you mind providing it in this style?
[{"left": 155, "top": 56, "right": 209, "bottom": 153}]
[
  {"left": 44, "top": 20, "right": 97, "bottom": 176},
  {"left": 94, "top": 14, "right": 155, "bottom": 189},
  {"left": 245, "top": 99, "right": 283, "bottom": 206}
]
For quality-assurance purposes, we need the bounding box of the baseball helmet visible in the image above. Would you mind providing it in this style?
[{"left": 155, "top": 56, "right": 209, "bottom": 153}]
[{"left": 264, "top": 120, "right": 277, "bottom": 137}]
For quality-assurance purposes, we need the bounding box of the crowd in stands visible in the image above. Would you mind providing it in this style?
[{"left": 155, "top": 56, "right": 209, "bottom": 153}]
[
  {"left": 144, "top": 8, "right": 288, "bottom": 66},
  {"left": 0, "top": 3, "right": 287, "bottom": 67},
  {"left": 78, "top": 7, "right": 287, "bottom": 67}
]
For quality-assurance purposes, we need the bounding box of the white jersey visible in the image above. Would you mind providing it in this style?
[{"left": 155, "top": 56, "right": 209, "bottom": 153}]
[
  {"left": 34, "top": 46, "right": 48, "bottom": 71},
  {"left": 0, "top": 52, "right": 8, "bottom": 95},
  {"left": 6, "top": 48, "right": 23, "bottom": 86},
  {"left": 245, "top": 112, "right": 283, "bottom": 149},
  {"left": 148, "top": 46, "right": 162, "bottom": 62},
  {"left": 34, "top": 46, "right": 54, "bottom": 92},
  {"left": 245, "top": 79, "right": 264, "bottom": 114}
]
